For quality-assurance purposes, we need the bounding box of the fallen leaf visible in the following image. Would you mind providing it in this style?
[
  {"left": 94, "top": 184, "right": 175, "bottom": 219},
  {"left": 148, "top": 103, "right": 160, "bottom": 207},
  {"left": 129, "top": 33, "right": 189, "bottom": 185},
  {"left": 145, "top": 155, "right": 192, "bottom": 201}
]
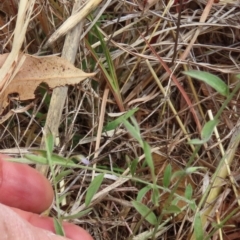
[{"left": 0, "top": 53, "right": 96, "bottom": 114}]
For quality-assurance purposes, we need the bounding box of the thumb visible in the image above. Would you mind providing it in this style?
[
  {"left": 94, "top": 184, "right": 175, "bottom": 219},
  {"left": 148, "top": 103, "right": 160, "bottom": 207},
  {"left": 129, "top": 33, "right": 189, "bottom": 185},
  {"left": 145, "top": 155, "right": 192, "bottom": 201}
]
[{"left": 0, "top": 203, "right": 70, "bottom": 240}]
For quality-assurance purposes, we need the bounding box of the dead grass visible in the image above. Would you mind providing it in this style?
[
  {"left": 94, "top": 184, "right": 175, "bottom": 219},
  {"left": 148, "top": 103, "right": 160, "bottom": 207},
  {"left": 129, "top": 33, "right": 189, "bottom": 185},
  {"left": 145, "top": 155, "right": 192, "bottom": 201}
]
[{"left": 1, "top": 0, "right": 240, "bottom": 239}]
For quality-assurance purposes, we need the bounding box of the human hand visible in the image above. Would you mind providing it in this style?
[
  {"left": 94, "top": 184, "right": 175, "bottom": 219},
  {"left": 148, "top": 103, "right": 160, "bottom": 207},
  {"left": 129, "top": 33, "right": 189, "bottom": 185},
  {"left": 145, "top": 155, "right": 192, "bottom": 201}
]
[{"left": 0, "top": 155, "right": 93, "bottom": 240}]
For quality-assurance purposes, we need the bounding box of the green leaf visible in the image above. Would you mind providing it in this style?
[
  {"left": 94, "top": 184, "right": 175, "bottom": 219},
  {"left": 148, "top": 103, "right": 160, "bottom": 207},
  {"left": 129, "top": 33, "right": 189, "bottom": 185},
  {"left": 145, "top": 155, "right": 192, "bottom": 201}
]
[
  {"left": 163, "top": 164, "right": 172, "bottom": 188},
  {"left": 194, "top": 212, "right": 204, "bottom": 240},
  {"left": 185, "top": 184, "right": 193, "bottom": 200},
  {"left": 151, "top": 186, "right": 159, "bottom": 206},
  {"left": 55, "top": 170, "right": 73, "bottom": 182},
  {"left": 45, "top": 133, "right": 54, "bottom": 154},
  {"left": 26, "top": 151, "right": 76, "bottom": 166},
  {"left": 130, "top": 117, "right": 141, "bottom": 133},
  {"left": 62, "top": 208, "right": 92, "bottom": 220},
  {"left": 85, "top": 174, "right": 104, "bottom": 207},
  {"left": 143, "top": 142, "right": 154, "bottom": 179},
  {"left": 85, "top": 35, "right": 123, "bottom": 109},
  {"left": 122, "top": 119, "right": 143, "bottom": 145},
  {"left": 130, "top": 158, "right": 138, "bottom": 176},
  {"left": 183, "top": 70, "right": 229, "bottom": 96},
  {"left": 201, "top": 119, "right": 218, "bottom": 140},
  {"left": 25, "top": 154, "right": 48, "bottom": 164},
  {"left": 14, "top": 154, "right": 78, "bottom": 168},
  {"left": 92, "top": 21, "right": 118, "bottom": 91},
  {"left": 103, "top": 108, "right": 138, "bottom": 132},
  {"left": 189, "top": 119, "right": 219, "bottom": 145},
  {"left": 53, "top": 218, "right": 65, "bottom": 237},
  {"left": 132, "top": 201, "right": 157, "bottom": 225},
  {"left": 137, "top": 186, "right": 152, "bottom": 202},
  {"left": 189, "top": 202, "right": 197, "bottom": 211},
  {"left": 185, "top": 166, "right": 205, "bottom": 174},
  {"left": 7, "top": 157, "right": 34, "bottom": 164},
  {"left": 163, "top": 204, "right": 181, "bottom": 214}
]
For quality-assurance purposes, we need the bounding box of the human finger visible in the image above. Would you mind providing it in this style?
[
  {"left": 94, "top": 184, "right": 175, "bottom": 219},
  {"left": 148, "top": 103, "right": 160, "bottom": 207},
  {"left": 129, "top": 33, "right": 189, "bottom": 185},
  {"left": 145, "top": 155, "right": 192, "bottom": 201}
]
[
  {"left": 0, "top": 203, "right": 72, "bottom": 240},
  {"left": 0, "top": 155, "right": 54, "bottom": 213},
  {"left": 12, "top": 207, "right": 93, "bottom": 240}
]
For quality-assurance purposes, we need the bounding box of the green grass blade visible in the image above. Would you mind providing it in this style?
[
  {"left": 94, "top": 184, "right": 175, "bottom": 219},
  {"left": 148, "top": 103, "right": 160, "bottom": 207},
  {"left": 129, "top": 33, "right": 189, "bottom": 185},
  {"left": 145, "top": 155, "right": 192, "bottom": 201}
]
[
  {"left": 130, "top": 158, "right": 138, "bottom": 176},
  {"left": 122, "top": 119, "right": 143, "bottom": 146},
  {"left": 189, "top": 119, "right": 219, "bottom": 144},
  {"left": 151, "top": 186, "right": 159, "bottom": 207},
  {"left": 183, "top": 71, "right": 229, "bottom": 96},
  {"left": 103, "top": 108, "right": 138, "bottom": 132},
  {"left": 62, "top": 208, "right": 92, "bottom": 220},
  {"left": 85, "top": 173, "right": 104, "bottom": 207},
  {"left": 26, "top": 151, "right": 76, "bottom": 166},
  {"left": 201, "top": 119, "right": 219, "bottom": 141},
  {"left": 163, "top": 164, "right": 172, "bottom": 188},
  {"left": 55, "top": 170, "right": 73, "bottom": 182},
  {"left": 91, "top": 19, "right": 119, "bottom": 92},
  {"left": 163, "top": 204, "right": 181, "bottom": 214},
  {"left": 45, "top": 132, "right": 54, "bottom": 154},
  {"left": 194, "top": 212, "right": 204, "bottom": 240},
  {"left": 132, "top": 200, "right": 157, "bottom": 225},
  {"left": 24, "top": 154, "right": 48, "bottom": 164},
  {"left": 136, "top": 186, "right": 152, "bottom": 202},
  {"left": 53, "top": 218, "right": 65, "bottom": 237},
  {"left": 185, "top": 184, "right": 193, "bottom": 200},
  {"left": 143, "top": 141, "right": 155, "bottom": 181},
  {"left": 85, "top": 39, "right": 124, "bottom": 111}
]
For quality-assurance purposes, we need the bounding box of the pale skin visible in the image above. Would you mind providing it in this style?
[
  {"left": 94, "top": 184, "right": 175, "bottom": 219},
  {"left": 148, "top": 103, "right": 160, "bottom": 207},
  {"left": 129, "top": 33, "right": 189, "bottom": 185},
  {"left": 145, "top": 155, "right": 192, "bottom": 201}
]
[{"left": 0, "top": 155, "right": 93, "bottom": 240}]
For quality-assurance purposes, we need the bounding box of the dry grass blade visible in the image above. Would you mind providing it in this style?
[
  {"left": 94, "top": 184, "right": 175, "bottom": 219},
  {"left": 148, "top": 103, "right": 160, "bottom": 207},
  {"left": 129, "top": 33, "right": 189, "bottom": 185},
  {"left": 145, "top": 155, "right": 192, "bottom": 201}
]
[
  {"left": 92, "top": 87, "right": 109, "bottom": 178},
  {"left": 191, "top": 119, "right": 240, "bottom": 239},
  {"left": 180, "top": 0, "right": 215, "bottom": 61},
  {"left": 45, "top": 0, "right": 103, "bottom": 47},
  {"left": 37, "top": 0, "right": 89, "bottom": 176}
]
